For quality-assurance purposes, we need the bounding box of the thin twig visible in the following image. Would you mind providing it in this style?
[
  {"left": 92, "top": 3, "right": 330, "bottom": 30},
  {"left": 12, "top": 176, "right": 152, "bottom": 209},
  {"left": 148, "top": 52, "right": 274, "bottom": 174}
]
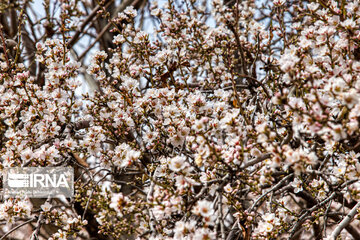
[
  {"left": 78, "top": 0, "right": 134, "bottom": 61},
  {"left": 67, "top": 2, "right": 110, "bottom": 49},
  {"left": 30, "top": 197, "right": 51, "bottom": 240},
  {"left": 323, "top": 199, "right": 332, "bottom": 237},
  {"left": 218, "top": 190, "right": 225, "bottom": 240},
  {"left": 30, "top": 213, "right": 45, "bottom": 240},
  {"left": 0, "top": 217, "right": 36, "bottom": 240}
]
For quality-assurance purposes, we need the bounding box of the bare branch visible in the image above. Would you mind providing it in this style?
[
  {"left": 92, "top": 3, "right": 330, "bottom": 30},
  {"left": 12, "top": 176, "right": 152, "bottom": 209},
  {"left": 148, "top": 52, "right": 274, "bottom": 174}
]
[
  {"left": 329, "top": 201, "right": 360, "bottom": 240},
  {"left": 240, "top": 153, "right": 272, "bottom": 170}
]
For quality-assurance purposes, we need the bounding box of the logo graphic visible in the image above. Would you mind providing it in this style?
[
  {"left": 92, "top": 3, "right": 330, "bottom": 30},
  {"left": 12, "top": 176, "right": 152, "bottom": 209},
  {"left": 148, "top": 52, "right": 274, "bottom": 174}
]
[
  {"left": 3, "top": 167, "right": 74, "bottom": 198},
  {"left": 8, "top": 173, "right": 30, "bottom": 187}
]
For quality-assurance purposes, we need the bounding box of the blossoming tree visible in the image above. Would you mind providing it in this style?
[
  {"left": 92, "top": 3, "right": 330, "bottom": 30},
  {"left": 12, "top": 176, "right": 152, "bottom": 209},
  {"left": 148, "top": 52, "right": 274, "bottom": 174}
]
[{"left": 1, "top": 0, "right": 360, "bottom": 239}]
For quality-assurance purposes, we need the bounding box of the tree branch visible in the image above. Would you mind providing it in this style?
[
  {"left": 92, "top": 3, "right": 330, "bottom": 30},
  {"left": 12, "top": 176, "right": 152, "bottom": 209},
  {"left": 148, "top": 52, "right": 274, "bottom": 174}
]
[
  {"left": 240, "top": 153, "right": 272, "bottom": 169},
  {"left": 329, "top": 201, "right": 360, "bottom": 240}
]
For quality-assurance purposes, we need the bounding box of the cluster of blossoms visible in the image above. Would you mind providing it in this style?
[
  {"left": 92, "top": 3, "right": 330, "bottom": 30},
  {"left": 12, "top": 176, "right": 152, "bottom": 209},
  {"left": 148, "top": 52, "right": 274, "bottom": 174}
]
[
  {"left": 0, "top": 198, "right": 31, "bottom": 223},
  {"left": 2, "top": 0, "right": 360, "bottom": 239}
]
